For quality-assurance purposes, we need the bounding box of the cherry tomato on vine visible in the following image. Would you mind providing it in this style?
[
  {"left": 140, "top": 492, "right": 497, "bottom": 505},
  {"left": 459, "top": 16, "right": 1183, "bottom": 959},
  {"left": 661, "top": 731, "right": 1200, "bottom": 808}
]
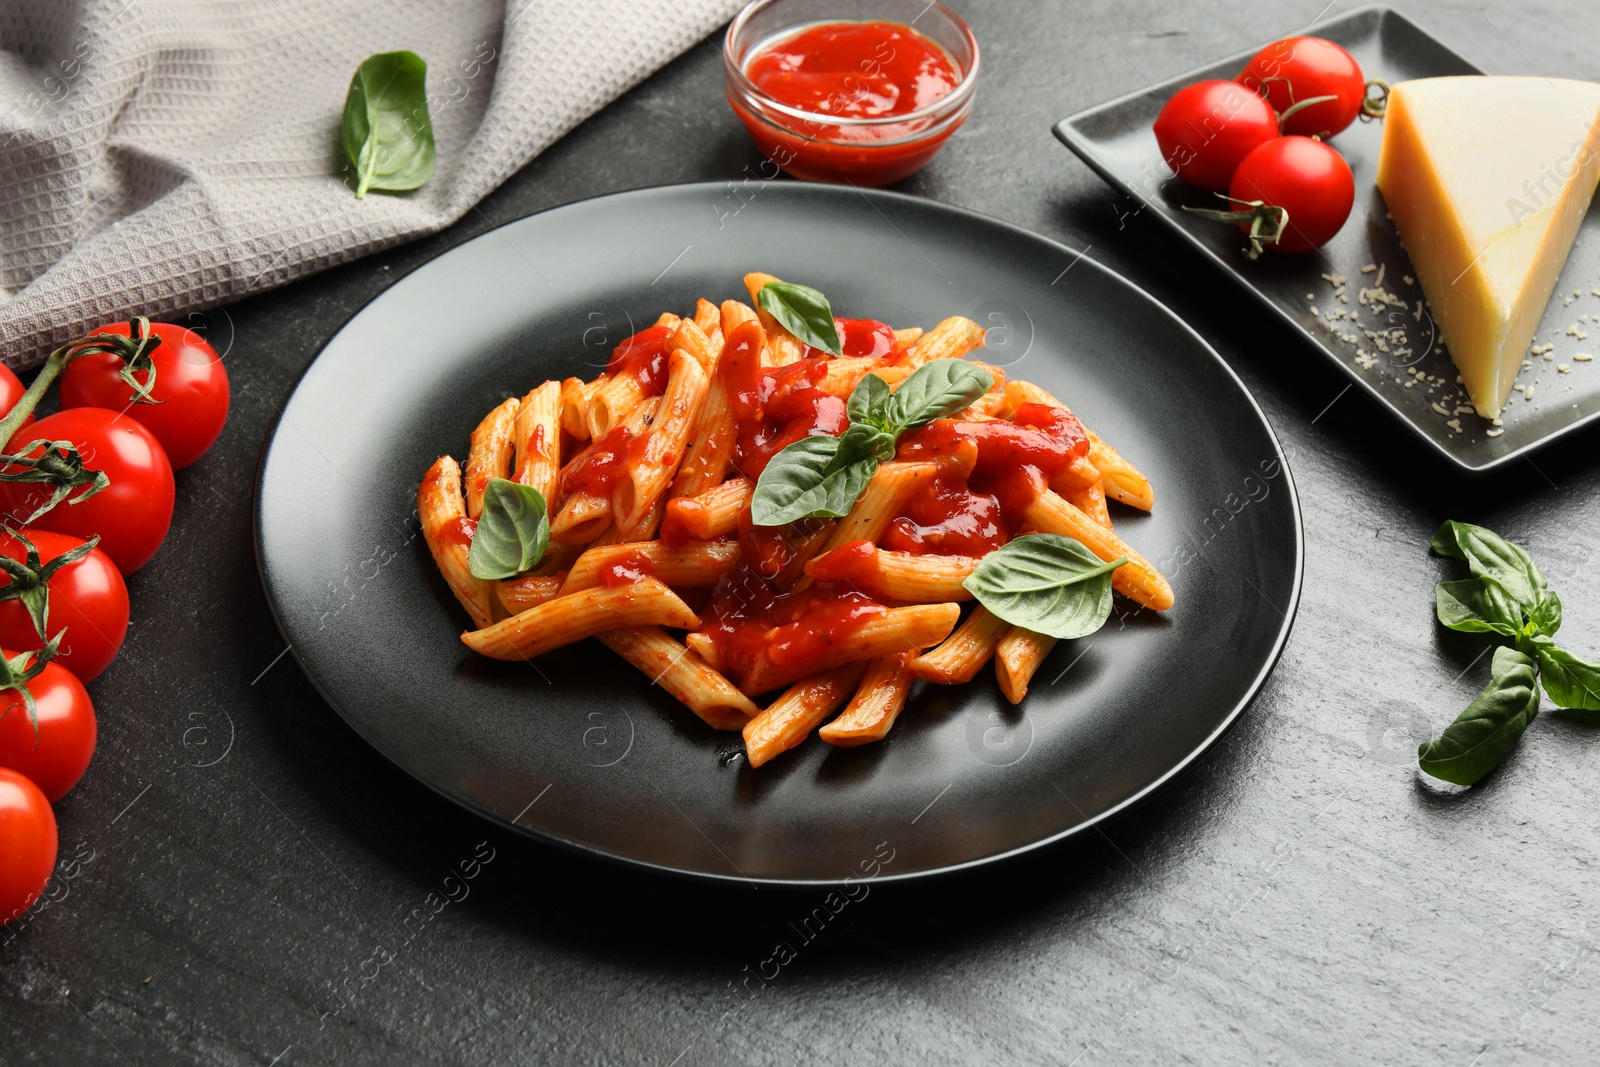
[
  {"left": 1237, "top": 36, "right": 1366, "bottom": 138},
  {"left": 0, "top": 365, "right": 32, "bottom": 450},
  {"left": 1229, "top": 135, "right": 1355, "bottom": 254},
  {"left": 61, "top": 321, "right": 230, "bottom": 470},
  {"left": 1153, "top": 79, "right": 1280, "bottom": 191},
  {"left": 0, "top": 531, "right": 128, "bottom": 683},
  {"left": 0, "top": 766, "right": 55, "bottom": 927},
  {"left": 0, "top": 408, "right": 175, "bottom": 575},
  {"left": 0, "top": 656, "right": 95, "bottom": 803}
]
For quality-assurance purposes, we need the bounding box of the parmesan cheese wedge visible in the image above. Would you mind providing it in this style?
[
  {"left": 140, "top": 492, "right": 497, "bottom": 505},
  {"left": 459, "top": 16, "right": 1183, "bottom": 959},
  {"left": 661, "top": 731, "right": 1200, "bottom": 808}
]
[{"left": 1376, "top": 76, "right": 1600, "bottom": 417}]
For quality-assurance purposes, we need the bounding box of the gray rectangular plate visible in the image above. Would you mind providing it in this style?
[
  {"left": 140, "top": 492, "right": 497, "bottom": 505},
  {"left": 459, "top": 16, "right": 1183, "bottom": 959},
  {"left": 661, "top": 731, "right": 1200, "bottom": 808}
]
[{"left": 1054, "top": 4, "right": 1600, "bottom": 473}]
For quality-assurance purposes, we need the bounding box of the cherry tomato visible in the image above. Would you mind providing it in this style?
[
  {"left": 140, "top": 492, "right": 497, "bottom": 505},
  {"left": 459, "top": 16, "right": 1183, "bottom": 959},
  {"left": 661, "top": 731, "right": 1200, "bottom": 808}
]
[
  {"left": 0, "top": 408, "right": 176, "bottom": 575},
  {"left": 1153, "top": 79, "right": 1280, "bottom": 191},
  {"left": 61, "top": 321, "right": 230, "bottom": 469},
  {"left": 0, "top": 655, "right": 95, "bottom": 803},
  {"left": 1237, "top": 36, "right": 1365, "bottom": 138},
  {"left": 1228, "top": 136, "right": 1355, "bottom": 254},
  {"left": 0, "top": 365, "right": 32, "bottom": 449},
  {"left": 0, "top": 531, "right": 128, "bottom": 683},
  {"left": 0, "top": 766, "right": 55, "bottom": 927}
]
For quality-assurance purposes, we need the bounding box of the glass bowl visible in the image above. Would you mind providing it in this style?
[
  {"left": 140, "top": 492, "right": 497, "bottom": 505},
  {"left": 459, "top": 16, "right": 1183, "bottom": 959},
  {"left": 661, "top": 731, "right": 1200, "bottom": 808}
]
[{"left": 723, "top": 0, "right": 980, "bottom": 186}]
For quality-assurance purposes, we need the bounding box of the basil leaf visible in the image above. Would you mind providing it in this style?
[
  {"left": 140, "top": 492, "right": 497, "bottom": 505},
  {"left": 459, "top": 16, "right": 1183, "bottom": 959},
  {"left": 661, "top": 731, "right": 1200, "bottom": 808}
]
[
  {"left": 1534, "top": 643, "right": 1600, "bottom": 711},
  {"left": 1434, "top": 579, "right": 1520, "bottom": 636},
  {"left": 838, "top": 420, "right": 897, "bottom": 464},
  {"left": 1530, "top": 586, "right": 1563, "bottom": 637},
  {"left": 846, "top": 372, "right": 892, "bottom": 429},
  {"left": 468, "top": 478, "right": 548, "bottom": 580},
  {"left": 758, "top": 282, "right": 842, "bottom": 355},
  {"left": 1430, "top": 521, "right": 1552, "bottom": 626},
  {"left": 962, "top": 533, "right": 1127, "bottom": 640},
  {"left": 342, "top": 51, "right": 436, "bottom": 199},
  {"left": 1417, "top": 646, "right": 1540, "bottom": 785},
  {"left": 886, "top": 359, "right": 995, "bottom": 431},
  {"left": 751, "top": 435, "right": 877, "bottom": 526}
]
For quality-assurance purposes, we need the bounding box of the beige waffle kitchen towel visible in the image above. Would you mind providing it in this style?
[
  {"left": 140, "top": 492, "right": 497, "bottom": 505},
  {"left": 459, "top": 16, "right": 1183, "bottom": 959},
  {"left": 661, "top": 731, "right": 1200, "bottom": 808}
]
[{"left": 0, "top": 0, "right": 742, "bottom": 368}]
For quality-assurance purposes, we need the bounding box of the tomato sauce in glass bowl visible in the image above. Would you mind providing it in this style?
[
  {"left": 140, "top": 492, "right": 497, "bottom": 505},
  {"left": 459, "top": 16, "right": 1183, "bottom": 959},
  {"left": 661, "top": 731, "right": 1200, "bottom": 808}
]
[{"left": 724, "top": 0, "right": 980, "bottom": 186}]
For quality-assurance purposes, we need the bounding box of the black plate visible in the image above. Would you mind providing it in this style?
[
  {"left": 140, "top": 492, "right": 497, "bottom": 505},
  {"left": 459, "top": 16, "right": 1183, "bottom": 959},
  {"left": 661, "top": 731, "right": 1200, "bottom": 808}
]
[
  {"left": 1055, "top": 5, "right": 1600, "bottom": 473},
  {"left": 254, "top": 182, "right": 1302, "bottom": 885}
]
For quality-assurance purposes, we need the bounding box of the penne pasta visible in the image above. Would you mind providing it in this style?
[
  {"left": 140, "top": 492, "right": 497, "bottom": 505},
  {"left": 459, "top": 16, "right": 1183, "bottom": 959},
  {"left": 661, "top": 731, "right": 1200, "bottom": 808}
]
[
  {"left": 693, "top": 298, "right": 721, "bottom": 335},
  {"left": 461, "top": 578, "right": 699, "bottom": 660},
  {"left": 560, "top": 376, "right": 603, "bottom": 441},
  {"left": 588, "top": 372, "right": 647, "bottom": 440},
  {"left": 1002, "top": 380, "right": 1154, "bottom": 510},
  {"left": 496, "top": 574, "right": 565, "bottom": 617},
  {"left": 719, "top": 298, "right": 758, "bottom": 338},
  {"left": 614, "top": 350, "right": 711, "bottom": 530},
  {"left": 464, "top": 396, "right": 521, "bottom": 518},
  {"left": 670, "top": 379, "right": 737, "bottom": 497},
  {"left": 816, "top": 461, "right": 939, "bottom": 557},
  {"left": 429, "top": 276, "right": 1176, "bottom": 765},
  {"left": 1086, "top": 432, "right": 1155, "bottom": 511},
  {"left": 663, "top": 476, "right": 752, "bottom": 541},
  {"left": 743, "top": 271, "right": 805, "bottom": 365},
  {"left": 818, "top": 653, "right": 915, "bottom": 746},
  {"left": 597, "top": 627, "right": 757, "bottom": 730},
  {"left": 1067, "top": 479, "right": 1113, "bottom": 529},
  {"left": 419, "top": 456, "right": 494, "bottom": 629},
  {"left": 994, "top": 626, "right": 1056, "bottom": 705},
  {"left": 513, "top": 380, "right": 561, "bottom": 511},
  {"left": 1024, "top": 489, "right": 1173, "bottom": 611},
  {"left": 739, "top": 602, "right": 960, "bottom": 695},
  {"left": 561, "top": 538, "right": 741, "bottom": 594},
  {"left": 805, "top": 543, "right": 978, "bottom": 602},
  {"left": 742, "top": 663, "right": 868, "bottom": 768},
  {"left": 553, "top": 396, "right": 660, "bottom": 543},
  {"left": 551, "top": 487, "right": 613, "bottom": 546},
  {"left": 668, "top": 318, "right": 721, "bottom": 374},
  {"left": 901, "top": 316, "right": 985, "bottom": 370},
  {"left": 909, "top": 605, "right": 1010, "bottom": 683},
  {"left": 1050, "top": 454, "right": 1102, "bottom": 496}
]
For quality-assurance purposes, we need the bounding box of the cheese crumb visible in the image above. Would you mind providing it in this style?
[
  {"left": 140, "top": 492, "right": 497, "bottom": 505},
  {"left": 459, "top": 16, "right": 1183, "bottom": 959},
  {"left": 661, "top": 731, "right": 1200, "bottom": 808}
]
[
  {"left": 1491, "top": 417, "right": 1504, "bottom": 427},
  {"left": 1360, "top": 264, "right": 1377, "bottom": 273},
  {"left": 1558, "top": 363, "right": 1571, "bottom": 373},
  {"left": 1431, "top": 401, "right": 1449, "bottom": 415},
  {"left": 1486, "top": 427, "right": 1504, "bottom": 437},
  {"left": 1447, "top": 418, "right": 1463, "bottom": 433},
  {"left": 1524, "top": 385, "right": 1536, "bottom": 400},
  {"left": 1404, "top": 275, "right": 1415, "bottom": 285},
  {"left": 1575, "top": 352, "right": 1594, "bottom": 362}
]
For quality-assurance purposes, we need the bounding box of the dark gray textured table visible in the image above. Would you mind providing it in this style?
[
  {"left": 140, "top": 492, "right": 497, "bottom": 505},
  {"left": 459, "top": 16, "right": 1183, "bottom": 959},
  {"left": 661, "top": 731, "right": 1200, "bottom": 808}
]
[{"left": 6, "top": 2, "right": 1600, "bottom": 1064}]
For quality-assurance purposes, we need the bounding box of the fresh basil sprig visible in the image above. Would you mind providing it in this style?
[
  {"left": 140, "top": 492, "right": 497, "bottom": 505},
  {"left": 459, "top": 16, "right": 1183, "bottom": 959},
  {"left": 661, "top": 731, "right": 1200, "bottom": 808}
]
[
  {"left": 1420, "top": 520, "right": 1600, "bottom": 784},
  {"left": 758, "top": 282, "right": 843, "bottom": 354},
  {"left": 751, "top": 357, "right": 993, "bottom": 526},
  {"left": 963, "top": 534, "right": 1127, "bottom": 640},
  {"left": 1417, "top": 646, "right": 1541, "bottom": 786},
  {"left": 468, "top": 479, "right": 548, "bottom": 580},
  {"left": 341, "top": 51, "right": 436, "bottom": 199},
  {"left": 1526, "top": 638, "right": 1600, "bottom": 712}
]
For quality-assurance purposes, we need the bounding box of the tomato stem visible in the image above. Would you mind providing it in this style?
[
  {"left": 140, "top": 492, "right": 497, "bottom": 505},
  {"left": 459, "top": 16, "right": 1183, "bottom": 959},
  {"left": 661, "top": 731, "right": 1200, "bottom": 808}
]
[
  {"left": 1360, "top": 79, "right": 1389, "bottom": 121},
  {"left": 0, "top": 318, "right": 161, "bottom": 451},
  {"left": 1182, "top": 195, "right": 1290, "bottom": 261},
  {"left": 1275, "top": 93, "right": 1338, "bottom": 133}
]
